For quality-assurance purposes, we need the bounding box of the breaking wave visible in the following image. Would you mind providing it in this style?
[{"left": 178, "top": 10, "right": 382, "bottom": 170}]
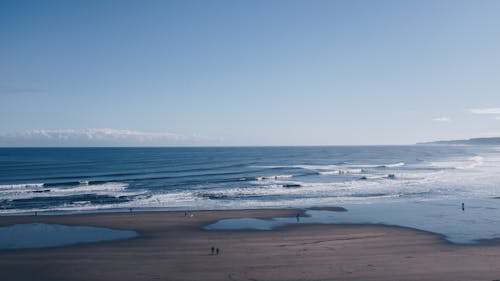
[
  {"left": 0, "top": 181, "right": 143, "bottom": 201},
  {"left": 0, "top": 146, "right": 497, "bottom": 214}
]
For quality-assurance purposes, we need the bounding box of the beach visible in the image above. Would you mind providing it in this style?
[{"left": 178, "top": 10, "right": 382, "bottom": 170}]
[
  {"left": 3, "top": 0, "right": 500, "bottom": 279},
  {"left": 2, "top": 209, "right": 500, "bottom": 281}
]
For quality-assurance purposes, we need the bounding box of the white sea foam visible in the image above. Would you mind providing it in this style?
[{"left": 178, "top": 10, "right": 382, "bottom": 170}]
[
  {"left": 384, "top": 162, "right": 405, "bottom": 168},
  {"left": 318, "top": 168, "right": 363, "bottom": 175},
  {"left": 3, "top": 162, "right": 496, "bottom": 214},
  {"left": 253, "top": 164, "right": 339, "bottom": 170},
  {"left": 0, "top": 183, "right": 44, "bottom": 189},
  {"left": 347, "top": 162, "right": 405, "bottom": 168},
  {"left": 3, "top": 149, "right": 500, "bottom": 215},
  {"left": 462, "top": 156, "right": 484, "bottom": 169},
  {"left": 256, "top": 175, "right": 293, "bottom": 181},
  {"left": 318, "top": 171, "right": 340, "bottom": 175},
  {"left": 145, "top": 179, "right": 419, "bottom": 206},
  {"left": 256, "top": 162, "right": 404, "bottom": 171},
  {"left": 0, "top": 182, "right": 143, "bottom": 201},
  {"left": 430, "top": 156, "right": 484, "bottom": 170},
  {"left": 0, "top": 165, "right": 478, "bottom": 214}
]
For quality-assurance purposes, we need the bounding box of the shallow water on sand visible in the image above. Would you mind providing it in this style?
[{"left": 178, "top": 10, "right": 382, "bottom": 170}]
[
  {"left": 0, "top": 223, "right": 138, "bottom": 249},
  {"left": 205, "top": 198, "right": 500, "bottom": 244}
]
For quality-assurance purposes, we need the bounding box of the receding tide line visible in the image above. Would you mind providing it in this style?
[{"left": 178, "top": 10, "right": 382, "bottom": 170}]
[
  {"left": 0, "top": 223, "right": 138, "bottom": 250},
  {"left": 204, "top": 199, "right": 500, "bottom": 245}
]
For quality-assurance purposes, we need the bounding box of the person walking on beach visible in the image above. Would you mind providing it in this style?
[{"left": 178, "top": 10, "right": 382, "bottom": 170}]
[
  {"left": 211, "top": 246, "right": 215, "bottom": 255},
  {"left": 216, "top": 248, "right": 219, "bottom": 255},
  {"left": 462, "top": 202, "right": 465, "bottom": 211},
  {"left": 296, "top": 213, "right": 300, "bottom": 222}
]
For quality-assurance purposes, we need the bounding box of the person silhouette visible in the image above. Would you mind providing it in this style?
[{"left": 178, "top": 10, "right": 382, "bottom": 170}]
[
  {"left": 462, "top": 202, "right": 465, "bottom": 211},
  {"left": 211, "top": 246, "right": 215, "bottom": 255},
  {"left": 296, "top": 213, "right": 300, "bottom": 222},
  {"left": 216, "top": 248, "right": 219, "bottom": 255}
]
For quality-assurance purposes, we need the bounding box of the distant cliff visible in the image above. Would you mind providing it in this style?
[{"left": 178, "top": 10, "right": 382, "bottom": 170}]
[{"left": 418, "top": 137, "right": 500, "bottom": 145}]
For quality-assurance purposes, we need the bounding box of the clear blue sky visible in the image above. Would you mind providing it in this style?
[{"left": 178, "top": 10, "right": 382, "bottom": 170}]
[{"left": 1, "top": 0, "right": 500, "bottom": 146}]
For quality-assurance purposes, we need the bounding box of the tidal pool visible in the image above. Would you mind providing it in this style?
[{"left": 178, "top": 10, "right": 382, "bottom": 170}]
[{"left": 0, "top": 223, "right": 138, "bottom": 250}]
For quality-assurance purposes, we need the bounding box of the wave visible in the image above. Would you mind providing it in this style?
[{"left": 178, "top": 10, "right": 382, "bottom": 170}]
[
  {"left": 253, "top": 164, "right": 339, "bottom": 170},
  {"left": 2, "top": 150, "right": 497, "bottom": 214},
  {"left": 0, "top": 180, "right": 116, "bottom": 190},
  {"left": 348, "top": 162, "right": 405, "bottom": 169},
  {"left": 0, "top": 181, "right": 144, "bottom": 201},
  {"left": 350, "top": 193, "right": 389, "bottom": 198},
  {"left": 43, "top": 181, "right": 85, "bottom": 187},
  {"left": 256, "top": 175, "right": 293, "bottom": 181},
  {"left": 318, "top": 171, "right": 340, "bottom": 175},
  {"left": 0, "top": 166, "right": 486, "bottom": 215},
  {"left": 186, "top": 178, "right": 414, "bottom": 202},
  {"left": 381, "top": 162, "right": 405, "bottom": 168},
  {"left": 430, "top": 156, "right": 484, "bottom": 170},
  {"left": 0, "top": 165, "right": 471, "bottom": 212},
  {"left": 462, "top": 156, "right": 484, "bottom": 169},
  {"left": 256, "top": 162, "right": 405, "bottom": 172},
  {"left": 360, "top": 174, "right": 397, "bottom": 180},
  {"left": 87, "top": 170, "right": 448, "bottom": 211},
  {"left": 318, "top": 169, "right": 363, "bottom": 175},
  {"left": 0, "top": 183, "right": 44, "bottom": 189}
]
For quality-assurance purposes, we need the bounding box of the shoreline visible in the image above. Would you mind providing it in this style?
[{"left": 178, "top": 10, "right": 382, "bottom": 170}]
[
  {"left": 2, "top": 207, "right": 500, "bottom": 247},
  {"left": 3, "top": 209, "right": 500, "bottom": 280}
]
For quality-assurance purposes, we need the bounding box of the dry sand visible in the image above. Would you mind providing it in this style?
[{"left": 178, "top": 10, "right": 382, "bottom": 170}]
[{"left": 1, "top": 209, "right": 500, "bottom": 281}]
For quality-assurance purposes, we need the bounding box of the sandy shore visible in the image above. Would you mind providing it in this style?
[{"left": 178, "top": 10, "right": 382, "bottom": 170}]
[{"left": 2, "top": 209, "right": 500, "bottom": 281}]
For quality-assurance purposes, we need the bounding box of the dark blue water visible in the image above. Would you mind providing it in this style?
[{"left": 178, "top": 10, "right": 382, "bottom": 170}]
[{"left": 1, "top": 146, "right": 499, "bottom": 214}]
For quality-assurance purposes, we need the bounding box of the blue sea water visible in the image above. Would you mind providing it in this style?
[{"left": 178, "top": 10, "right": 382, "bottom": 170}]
[{"left": 1, "top": 146, "right": 500, "bottom": 215}]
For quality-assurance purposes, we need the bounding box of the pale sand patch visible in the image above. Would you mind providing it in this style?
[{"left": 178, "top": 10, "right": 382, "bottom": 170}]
[{"left": 1, "top": 209, "right": 500, "bottom": 281}]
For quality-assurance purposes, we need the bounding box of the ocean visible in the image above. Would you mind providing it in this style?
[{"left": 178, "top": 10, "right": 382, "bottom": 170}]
[{"left": 1, "top": 145, "right": 500, "bottom": 215}]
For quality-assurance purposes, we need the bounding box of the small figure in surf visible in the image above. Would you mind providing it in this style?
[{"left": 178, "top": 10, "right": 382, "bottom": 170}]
[
  {"left": 462, "top": 202, "right": 465, "bottom": 211},
  {"left": 296, "top": 213, "right": 300, "bottom": 222}
]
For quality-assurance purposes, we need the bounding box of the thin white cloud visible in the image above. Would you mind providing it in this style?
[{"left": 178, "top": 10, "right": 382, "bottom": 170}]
[
  {"left": 0, "top": 128, "right": 221, "bottom": 147},
  {"left": 432, "top": 117, "right": 451, "bottom": 122},
  {"left": 468, "top": 108, "right": 500, "bottom": 115}
]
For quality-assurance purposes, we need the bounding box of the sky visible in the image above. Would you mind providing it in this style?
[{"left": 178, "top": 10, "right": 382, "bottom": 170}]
[{"left": 1, "top": 0, "right": 500, "bottom": 146}]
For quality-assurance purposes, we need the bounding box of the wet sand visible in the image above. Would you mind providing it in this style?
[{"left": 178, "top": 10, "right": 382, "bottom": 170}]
[{"left": 1, "top": 209, "right": 500, "bottom": 281}]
